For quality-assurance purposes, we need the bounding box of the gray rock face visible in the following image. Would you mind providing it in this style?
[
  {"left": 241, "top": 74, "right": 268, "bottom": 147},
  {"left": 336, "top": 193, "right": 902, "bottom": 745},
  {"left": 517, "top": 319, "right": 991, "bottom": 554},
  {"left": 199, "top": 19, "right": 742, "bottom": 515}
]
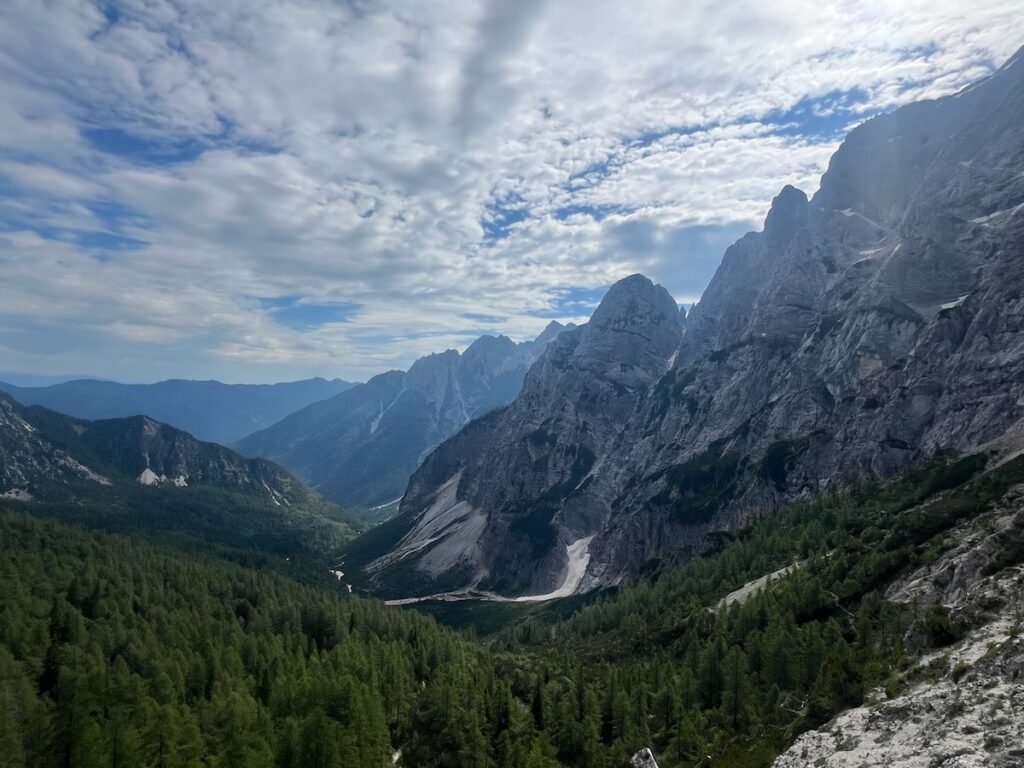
[
  {"left": 364, "top": 276, "right": 682, "bottom": 595},
  {"left": 361, "top": 47, "right": 1024, "bottom": 598},
  {"left": 591, "top": 45, "right": 1024, "bottom": 584},
  {"left": 236, "top": 323, "right": 573, "bottom": 509},
  {"left": 0, "top": 394, "right": 111, "bottom": 495}
]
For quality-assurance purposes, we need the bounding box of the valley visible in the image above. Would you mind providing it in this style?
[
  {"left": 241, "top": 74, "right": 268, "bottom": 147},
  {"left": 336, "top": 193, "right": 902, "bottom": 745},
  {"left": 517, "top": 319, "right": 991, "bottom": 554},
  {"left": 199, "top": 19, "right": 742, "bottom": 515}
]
[{"left": 0, "top": 12, "right": 1022, "bottom": 768}]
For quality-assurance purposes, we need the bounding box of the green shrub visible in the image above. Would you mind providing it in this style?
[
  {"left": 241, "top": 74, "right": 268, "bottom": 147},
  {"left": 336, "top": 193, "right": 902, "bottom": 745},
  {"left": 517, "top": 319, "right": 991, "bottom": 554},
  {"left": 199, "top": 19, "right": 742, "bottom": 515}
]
[{"left": 919, "top": 604, "right": 960, "bottom": 647}]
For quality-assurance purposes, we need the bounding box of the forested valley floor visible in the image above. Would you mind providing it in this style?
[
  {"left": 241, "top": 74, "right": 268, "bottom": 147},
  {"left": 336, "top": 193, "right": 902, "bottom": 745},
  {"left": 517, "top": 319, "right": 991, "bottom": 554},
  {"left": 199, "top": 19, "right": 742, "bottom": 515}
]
[{"left": 1, "top": 452, "right": 1022, "bottom": 768}]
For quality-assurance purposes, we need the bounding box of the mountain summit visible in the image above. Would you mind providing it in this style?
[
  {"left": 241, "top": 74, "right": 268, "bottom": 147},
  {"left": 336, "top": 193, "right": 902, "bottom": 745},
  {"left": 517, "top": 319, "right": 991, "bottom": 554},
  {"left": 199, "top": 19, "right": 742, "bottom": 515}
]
[
  {"left": 354, "top": 275, "right": 683, "bottom": 596},
  {"left": 353, "top": 48, "right": 1024, "bottom": 600}
]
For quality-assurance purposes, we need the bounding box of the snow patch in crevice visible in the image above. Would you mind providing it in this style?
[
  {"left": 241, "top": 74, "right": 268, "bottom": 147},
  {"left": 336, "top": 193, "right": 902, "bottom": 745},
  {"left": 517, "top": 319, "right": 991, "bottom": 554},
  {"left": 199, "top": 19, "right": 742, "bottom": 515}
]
[
  {"left": 370, "top": 389, "right": 405, "bottom": 435},
  {"left": 384, "top": 536, "right": 597, "bottom": 606},
  {"left": 940, "top": 294, "right": 969, "bottom": 310},
  {"left": 261, "top": 481, "right": 282, "bottom": 505},
  {"left": 369, "top": 400, "right": 385, "bottom": 434},
  {"left": 664, "top": 349, "right": 678, "bottom": 373},
  {"left": 969, "top": 201, "right": 1024, "bottom": 225},
  {"left": 512, "top": 535, "right": 594, "bottom": 602}
]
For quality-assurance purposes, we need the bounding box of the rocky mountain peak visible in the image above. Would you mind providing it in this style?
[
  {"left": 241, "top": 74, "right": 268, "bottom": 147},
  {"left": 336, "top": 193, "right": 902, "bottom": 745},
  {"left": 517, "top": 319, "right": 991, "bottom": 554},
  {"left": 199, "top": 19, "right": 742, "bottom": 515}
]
[
  {"left": 463, "top": 333, "right": 516, "bottom": 357},
  {"left": 237, "top": 322, "right": 575, "bottom": 508},
  {"left": 534, "top": 320, "right": 568, "bottom": 346},
  {"left": 762, "top": 184, "right": 809, "bottom": 248},
  {"left": 589, "top": 274, "right": 679, "bottom": 331},
  {"left": 461, "top": 335, "right": 519, "bottom": 381},
  {"left": 577, "top": 275, "right": 682, "bottom": 382}
]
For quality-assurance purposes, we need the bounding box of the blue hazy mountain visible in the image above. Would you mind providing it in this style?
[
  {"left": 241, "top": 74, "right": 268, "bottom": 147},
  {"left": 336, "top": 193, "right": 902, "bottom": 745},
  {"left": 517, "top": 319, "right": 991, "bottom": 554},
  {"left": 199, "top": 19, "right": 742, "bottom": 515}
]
[
  {"left": 237, "top": 323, "right": 573, "bottom": 510},
  {"left": 0, "top": 377, "right": 354, "bottom": 445}
]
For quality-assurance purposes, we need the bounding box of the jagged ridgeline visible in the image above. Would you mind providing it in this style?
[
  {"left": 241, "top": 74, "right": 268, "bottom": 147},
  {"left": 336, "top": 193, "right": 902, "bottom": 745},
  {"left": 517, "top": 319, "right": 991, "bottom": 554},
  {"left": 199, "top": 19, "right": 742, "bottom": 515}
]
[
  {"left": 236, "top": 322, "right": 573, "bottom": 512},
  {"left": 354, "top": 45, "right": 1024, "bottom": 601},
  {"left": 0, "top": 392, "right": 355, "bottom": 559}
]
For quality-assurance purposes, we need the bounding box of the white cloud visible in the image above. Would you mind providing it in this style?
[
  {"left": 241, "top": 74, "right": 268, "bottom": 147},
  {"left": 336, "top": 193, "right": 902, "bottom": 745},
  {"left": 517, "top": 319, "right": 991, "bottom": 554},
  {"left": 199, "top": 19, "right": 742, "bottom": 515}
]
[{"left": 0, "top": 0, "right": 1020, "bottom": 382}]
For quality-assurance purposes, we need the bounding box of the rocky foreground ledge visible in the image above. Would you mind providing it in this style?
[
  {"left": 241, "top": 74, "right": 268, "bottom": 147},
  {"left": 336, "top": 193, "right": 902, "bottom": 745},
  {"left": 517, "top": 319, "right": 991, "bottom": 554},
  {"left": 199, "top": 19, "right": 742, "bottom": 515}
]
[{"left": 774, "top": 488, "right": 1024, "bottom": 768}]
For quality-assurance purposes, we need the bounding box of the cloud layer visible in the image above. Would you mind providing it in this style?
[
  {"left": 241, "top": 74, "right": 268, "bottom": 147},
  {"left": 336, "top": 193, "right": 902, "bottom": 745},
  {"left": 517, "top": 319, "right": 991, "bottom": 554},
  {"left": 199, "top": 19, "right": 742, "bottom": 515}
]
[{"left": 0, "top": 0, "right": 1020, "bottom": 382}]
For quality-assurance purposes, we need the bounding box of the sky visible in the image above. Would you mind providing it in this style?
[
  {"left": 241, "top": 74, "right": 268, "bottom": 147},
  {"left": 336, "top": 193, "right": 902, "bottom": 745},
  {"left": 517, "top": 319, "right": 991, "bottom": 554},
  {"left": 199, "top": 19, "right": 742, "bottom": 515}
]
[{"left": 0, "top": 1, "right": 1020, "bottom": 384}]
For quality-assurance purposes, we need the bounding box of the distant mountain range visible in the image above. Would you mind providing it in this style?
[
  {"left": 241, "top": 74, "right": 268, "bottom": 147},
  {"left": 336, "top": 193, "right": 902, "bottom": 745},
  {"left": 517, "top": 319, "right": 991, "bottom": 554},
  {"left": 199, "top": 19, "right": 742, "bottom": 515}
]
[
  {"left": 0, "top": 391, "right": 354, "bottom": 553},
  {"left": 0, "top": 376, "right": 354, "bottom": 444},
  {"left": 236, "top": 323, "right": 573, "bottom": 510},
  {"left": 0, "top": 372, "right": 109, "bottom": 387},
  {"left": 351, "top": 46, "right": 1024, "bottom": 600}
]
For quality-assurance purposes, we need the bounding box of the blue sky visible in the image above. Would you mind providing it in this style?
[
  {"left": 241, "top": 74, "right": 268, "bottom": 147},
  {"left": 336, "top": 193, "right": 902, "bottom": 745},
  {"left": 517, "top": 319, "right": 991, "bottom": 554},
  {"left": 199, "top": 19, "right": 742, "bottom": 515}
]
[{"left": 0, "top": 1, "right": 1020, "bottom": 383}]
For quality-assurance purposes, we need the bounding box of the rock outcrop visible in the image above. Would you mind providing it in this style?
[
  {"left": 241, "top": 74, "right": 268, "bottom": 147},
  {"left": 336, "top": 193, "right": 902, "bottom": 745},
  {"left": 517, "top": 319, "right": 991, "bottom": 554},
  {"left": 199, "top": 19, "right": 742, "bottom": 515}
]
[
  {"left": 358, "top": 46, "right": 1024, "bottom": 600},
  {"left": 629, "top": 747, "right": 661, "bottom": 768},
  {"left": 0, "top": 394, "right": 111, "bottom": 494}
]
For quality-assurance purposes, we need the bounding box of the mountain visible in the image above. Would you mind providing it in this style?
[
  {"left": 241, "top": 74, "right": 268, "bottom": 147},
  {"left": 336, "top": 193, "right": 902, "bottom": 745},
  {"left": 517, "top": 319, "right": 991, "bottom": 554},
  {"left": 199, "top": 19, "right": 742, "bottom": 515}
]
[
  {"left": 354, "top": 47, "right": 1024, "bottom": 599},
  {"left": 0, "top": 391, "right": 353, "bottom": 553},
  {"left": 0, "top": 376, "right": 354, "bottom": 445},
  {"left": 236, "top": 323, "right": 574, "bottom": 509}
]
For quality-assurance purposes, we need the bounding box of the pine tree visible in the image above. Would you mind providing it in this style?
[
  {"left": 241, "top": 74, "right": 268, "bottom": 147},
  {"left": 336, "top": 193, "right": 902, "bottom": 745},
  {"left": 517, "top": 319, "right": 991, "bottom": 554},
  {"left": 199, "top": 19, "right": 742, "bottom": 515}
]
[{"left": 721, "top": 647, "right": 750, "bottom": 730}]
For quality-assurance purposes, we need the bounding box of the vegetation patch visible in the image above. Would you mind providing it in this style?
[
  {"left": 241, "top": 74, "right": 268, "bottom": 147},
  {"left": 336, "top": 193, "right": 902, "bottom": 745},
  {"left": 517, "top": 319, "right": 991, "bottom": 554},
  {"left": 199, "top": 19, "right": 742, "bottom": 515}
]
[
  {"left": 670, "top": 367, "right": 699, "bottom": 398},
  {"left": 894, "top": 452, "right": 988, "bottom": 511},
  {"left": 653, "top": 440, "right": 747, "bottom": 524}
]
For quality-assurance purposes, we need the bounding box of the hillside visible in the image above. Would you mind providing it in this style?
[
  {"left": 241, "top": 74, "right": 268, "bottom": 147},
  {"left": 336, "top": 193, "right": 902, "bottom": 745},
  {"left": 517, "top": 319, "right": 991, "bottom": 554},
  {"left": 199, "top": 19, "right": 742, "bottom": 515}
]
[{"left": 0, "top": 392, "right": 354, "bottom": 556}]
